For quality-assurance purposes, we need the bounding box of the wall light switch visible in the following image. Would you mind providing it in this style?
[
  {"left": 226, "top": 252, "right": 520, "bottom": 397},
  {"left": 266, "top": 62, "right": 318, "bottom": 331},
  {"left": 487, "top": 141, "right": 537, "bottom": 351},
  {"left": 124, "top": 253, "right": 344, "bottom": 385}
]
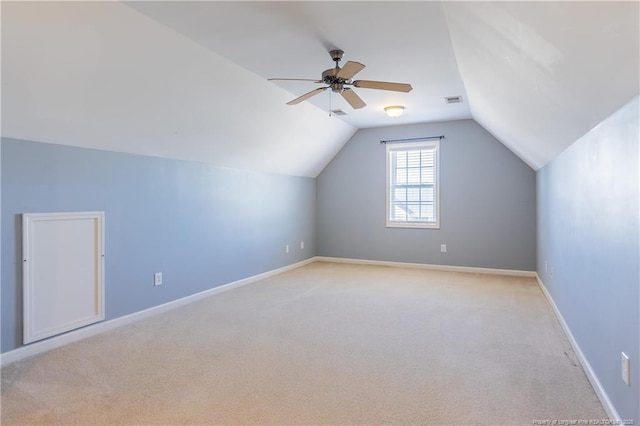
[{"left": 622, "top": 352, "right": 630, "bottom": 386}]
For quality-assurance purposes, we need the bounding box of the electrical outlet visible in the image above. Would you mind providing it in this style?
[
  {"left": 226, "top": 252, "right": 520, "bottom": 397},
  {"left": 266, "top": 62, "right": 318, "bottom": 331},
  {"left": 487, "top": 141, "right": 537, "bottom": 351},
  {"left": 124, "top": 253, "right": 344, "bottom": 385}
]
[
  {"left": 440, "top": 244, "right": 447, "bottom": 253},
  {"left": 285, "top": 245, "right": 290, "bottom": 253},
  {"left": 622, "top": 352, "right": 630, "bottom": 386},
  {"left": 154, "top": 272, "right": 162, "bottom": 286},
  {"left": 300, "top": 241, "right": 304, "bottom": 250}
]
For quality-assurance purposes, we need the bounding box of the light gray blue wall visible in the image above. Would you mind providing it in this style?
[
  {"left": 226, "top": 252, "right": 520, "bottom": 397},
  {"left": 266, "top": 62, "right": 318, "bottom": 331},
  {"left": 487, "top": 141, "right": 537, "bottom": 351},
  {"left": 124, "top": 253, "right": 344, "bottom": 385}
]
[
  {"left": 1, "top": 138, "right": 316, "bottom": 353},
  {"left": 537, "top": 96, "right": 639, "bottom": 421},
  {"left": 317, "top": 119, "right": 536, "bottom": 271}
]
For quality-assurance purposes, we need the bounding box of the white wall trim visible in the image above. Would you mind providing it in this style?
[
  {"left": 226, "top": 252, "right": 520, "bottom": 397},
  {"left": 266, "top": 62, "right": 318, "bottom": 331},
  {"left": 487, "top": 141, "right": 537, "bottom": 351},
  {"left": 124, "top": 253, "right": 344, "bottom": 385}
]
[
  {"left": 535, "top": 274, "right": 621, "bottom": 423},
  {"left": 314, "top": 256, "right": 536, "bottom": 277},
  {"left": 0, "top": 258, "right": 315, "bottom": 367}
]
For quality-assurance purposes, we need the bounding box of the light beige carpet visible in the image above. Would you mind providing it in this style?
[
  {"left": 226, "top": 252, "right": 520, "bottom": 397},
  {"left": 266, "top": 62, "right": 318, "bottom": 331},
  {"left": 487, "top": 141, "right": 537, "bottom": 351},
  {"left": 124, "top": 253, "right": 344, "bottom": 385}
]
[{"left": 1, "top": 261, "right": 605, "bottom": 425}]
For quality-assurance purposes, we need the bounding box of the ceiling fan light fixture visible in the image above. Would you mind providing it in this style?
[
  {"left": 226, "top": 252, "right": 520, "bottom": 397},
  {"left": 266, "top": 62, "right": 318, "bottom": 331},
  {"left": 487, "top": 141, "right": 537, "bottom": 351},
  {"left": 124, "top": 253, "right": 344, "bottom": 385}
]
[{"left": 384, "top": 105, "right": 405, "bottom": 117}]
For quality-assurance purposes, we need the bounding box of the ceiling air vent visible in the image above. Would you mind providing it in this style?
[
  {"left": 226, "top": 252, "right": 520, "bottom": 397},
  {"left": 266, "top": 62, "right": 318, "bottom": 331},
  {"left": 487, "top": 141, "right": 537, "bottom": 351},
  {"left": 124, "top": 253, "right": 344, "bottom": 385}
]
[
  {"left": 445, "top": 96, "right": 463, "bottom": 104},
  {"left": 330, "top": 109, "right": 347, "bottom": 116}
]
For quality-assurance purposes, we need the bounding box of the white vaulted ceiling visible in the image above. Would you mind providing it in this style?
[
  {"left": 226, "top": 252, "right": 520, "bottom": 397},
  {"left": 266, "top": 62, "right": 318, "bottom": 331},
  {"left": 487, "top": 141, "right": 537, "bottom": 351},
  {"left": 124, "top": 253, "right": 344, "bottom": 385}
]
[
  {"left": 443, "top": 1, "right": 640, "bottom": 169},
  {"left": 1, "top": 1, "right": 355, "bottom": 177},
  {"left": 124, "top": 1, "right": 472, "bottom": 129},
  {"left": 2, "top": 1, "right": 638, "bottom": 176}
]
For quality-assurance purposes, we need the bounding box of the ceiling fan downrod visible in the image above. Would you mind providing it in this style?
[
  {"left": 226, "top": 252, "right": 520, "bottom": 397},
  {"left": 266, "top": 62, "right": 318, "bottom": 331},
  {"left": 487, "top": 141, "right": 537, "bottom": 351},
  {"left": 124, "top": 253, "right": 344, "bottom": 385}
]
[{"left": 325, "top": 49, "right": 346, "bottom": 93}]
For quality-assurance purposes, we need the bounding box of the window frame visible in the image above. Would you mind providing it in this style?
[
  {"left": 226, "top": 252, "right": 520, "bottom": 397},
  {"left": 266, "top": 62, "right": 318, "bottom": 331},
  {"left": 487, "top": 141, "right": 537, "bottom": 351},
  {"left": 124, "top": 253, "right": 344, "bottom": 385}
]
[{"left": 386, "top": 140, "right": 440, "bottom": 229}]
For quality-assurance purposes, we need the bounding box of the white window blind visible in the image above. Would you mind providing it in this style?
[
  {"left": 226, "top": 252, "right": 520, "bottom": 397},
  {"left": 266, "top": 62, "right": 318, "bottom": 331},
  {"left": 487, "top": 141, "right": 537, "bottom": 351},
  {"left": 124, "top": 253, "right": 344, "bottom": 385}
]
[{"left": 386, "top": 140, "right": 440, "bottom": 229}]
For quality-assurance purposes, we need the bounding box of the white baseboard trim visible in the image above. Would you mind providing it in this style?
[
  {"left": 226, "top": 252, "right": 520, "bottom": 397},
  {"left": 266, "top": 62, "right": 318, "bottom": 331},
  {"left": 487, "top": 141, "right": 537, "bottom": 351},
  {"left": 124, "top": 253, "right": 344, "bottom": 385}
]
[
  {"left": 0, "top": 258, "right": 315, "bottom": 367},
  {"left": 313, "top": 256, "right": 536, "bottom": 277},
  {"left": 535, "top": 274, "right": 621, "bottom": 422}
]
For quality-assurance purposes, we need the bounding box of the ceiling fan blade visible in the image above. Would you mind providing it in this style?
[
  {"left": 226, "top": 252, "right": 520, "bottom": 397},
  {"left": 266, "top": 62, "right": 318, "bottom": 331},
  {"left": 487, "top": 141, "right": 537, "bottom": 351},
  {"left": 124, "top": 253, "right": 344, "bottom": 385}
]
[
  {"left": 341, "top": 88, "right": 366, "bottom": 110},
  {"left": 268, "top": 78, "right": 322, "bottom": 82},
  {"left": 336, "top": 61, "right": 365, "bottom": 80},
  {"left": 353, "top": 80, "right": 413, "bottom": 93},
  {"left": 286, "top": 87, "right": 328, "bottom": 105}
]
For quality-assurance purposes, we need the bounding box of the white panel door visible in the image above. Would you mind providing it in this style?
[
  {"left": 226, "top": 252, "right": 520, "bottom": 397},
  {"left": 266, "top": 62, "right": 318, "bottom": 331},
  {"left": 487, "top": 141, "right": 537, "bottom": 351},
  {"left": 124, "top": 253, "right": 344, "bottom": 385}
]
[{"left": 23, "top": 212, "right": 105, "bottom": 344}]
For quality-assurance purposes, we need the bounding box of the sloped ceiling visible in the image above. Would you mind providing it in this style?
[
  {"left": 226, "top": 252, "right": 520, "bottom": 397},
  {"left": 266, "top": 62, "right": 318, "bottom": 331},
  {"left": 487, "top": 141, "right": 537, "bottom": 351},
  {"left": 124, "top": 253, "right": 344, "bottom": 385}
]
[
  {"left": 123, "top": 1, "right": 472, "bottom": 129},
  {"left": 443, "top": 1, "right": 639, "bottom": 169},
  {"left": 2, "top": 2, "right": 639, "bottom": 176},
  {"left": 1, "top": 1, "right": 355, "bottom": 177}
]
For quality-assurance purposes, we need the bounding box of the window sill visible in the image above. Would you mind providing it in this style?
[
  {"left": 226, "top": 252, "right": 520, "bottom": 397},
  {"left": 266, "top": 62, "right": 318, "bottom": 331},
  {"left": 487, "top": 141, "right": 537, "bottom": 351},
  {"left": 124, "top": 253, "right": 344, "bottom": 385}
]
[{"left": 386, "top": 222, "right": 440, "bottom": 230}]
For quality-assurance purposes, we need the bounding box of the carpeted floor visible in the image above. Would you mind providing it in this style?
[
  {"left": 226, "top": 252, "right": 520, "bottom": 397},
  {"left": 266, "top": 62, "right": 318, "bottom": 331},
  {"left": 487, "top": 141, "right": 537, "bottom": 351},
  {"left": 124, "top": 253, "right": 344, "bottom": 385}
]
[{"left": 1, "top": 261, "right": 605, "bottom": 425}]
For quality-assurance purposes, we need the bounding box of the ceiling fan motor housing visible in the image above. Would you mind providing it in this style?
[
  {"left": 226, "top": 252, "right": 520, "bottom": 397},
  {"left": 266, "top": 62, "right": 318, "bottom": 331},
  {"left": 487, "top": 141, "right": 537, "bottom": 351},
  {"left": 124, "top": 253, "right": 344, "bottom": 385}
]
[
  {"left": 323, "top": 49, "right": 350, "bottom": 92},
  {"left": 322, "top": 68, "right": 337, "bottom": 82},
  {"left": 322, "top": 68, "right": 347, "bottom": 92}
]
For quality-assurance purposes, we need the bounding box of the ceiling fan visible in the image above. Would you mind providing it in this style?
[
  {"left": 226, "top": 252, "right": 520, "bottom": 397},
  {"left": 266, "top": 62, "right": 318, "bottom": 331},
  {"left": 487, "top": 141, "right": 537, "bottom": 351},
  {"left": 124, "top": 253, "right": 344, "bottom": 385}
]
[{"left": 268, "top": 49, "right": 413, "bottom": 110}]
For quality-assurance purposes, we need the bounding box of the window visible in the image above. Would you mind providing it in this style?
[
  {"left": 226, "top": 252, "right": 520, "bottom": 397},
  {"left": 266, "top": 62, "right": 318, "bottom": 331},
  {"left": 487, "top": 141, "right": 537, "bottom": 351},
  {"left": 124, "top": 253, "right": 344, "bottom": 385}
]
[{"left": 386, "top": 140, "right": 440, "bottom": 229}]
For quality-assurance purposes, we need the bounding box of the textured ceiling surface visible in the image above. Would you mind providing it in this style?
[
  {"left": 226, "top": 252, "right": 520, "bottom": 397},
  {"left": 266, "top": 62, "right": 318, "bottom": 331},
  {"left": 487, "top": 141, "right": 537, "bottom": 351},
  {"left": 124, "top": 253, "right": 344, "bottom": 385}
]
[{"left": 2, "top": 1, "right": 639, "bottom": 175}]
